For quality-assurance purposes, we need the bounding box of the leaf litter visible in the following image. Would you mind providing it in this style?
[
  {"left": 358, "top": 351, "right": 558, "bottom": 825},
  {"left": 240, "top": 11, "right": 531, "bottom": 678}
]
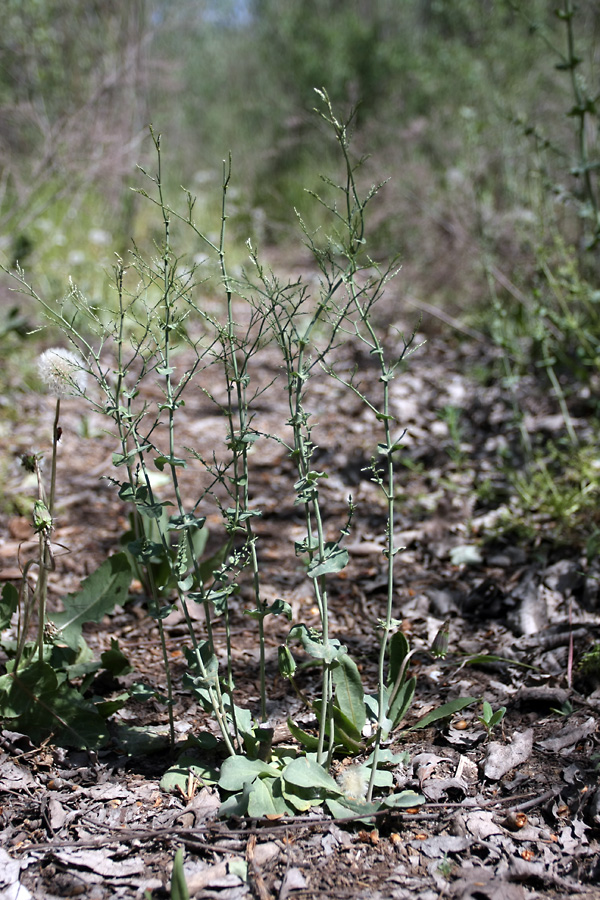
[{"left": 1, "top": 307, "right": 600, "bottom": 898}]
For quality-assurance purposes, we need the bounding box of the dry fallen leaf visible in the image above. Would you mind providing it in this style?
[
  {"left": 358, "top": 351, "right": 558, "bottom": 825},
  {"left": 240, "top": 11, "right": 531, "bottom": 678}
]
[{"left": 483, "top": 729, "right": 533, "bottom": 781}]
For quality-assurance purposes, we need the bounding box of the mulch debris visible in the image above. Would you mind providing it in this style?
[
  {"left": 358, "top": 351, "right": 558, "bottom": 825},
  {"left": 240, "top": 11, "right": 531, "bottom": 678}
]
[{"left": 1, "top": 296, "right": 600, "bottom": 898}]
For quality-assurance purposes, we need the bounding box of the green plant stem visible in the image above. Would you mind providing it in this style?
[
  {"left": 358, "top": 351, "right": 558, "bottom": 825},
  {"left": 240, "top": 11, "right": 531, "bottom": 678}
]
[
  {"left": 150, "top": 132, "right": 243, "bottom": 752},
  {"left": 212, "top": 153, "right": 270, "bottom": 727},
  {"left": 367, "top": 394, "right": 394, "bottom": 802},
  {"left": 290, "top": 351, "right": 333, "bottom": 765},
  {"left": 146, "top": 566, "right": 176, "bottom": 746},
  {"left": 313, "top": 90, "right": 410, "bottom": 797},
  {"left": 35, "top": 397, "right": 60, "bottom": 664},
  {"left": 561, "top": 0, "right": 599, "bottom": 244},
  {"left": 49, "top": 397, "right": 60, "bottom": 515}
]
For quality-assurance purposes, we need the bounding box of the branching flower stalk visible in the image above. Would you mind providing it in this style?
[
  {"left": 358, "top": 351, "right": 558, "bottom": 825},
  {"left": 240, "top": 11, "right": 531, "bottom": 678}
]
[
  {"left": 146, "top": 147, "right": 275, "bottom": 730},
  {"left": 162, "top": 150, "right": 278, "bottom": 731},
  {"left": 279, "top": 298, "right": 336, "bottom": 767},
  {"left": 127, "top": 132, "right": 241, "bottom": 753},
  {"left": 247, "top": 235, "right": 352, "bottom": 766},
  {"left": 214, "top": 156, "right": 271, "bottom": 722},
  {"left": 346, "top": 314, "right": 411, "bottom": 805},
  {"left": 5, "top": 97, "right": 424, "bottom": 803},
  {"left": 313, "top": 91, "right": 418, "bottom": 798},
  {"left": 35, "top": 348, "right": 87, "bottom": 663},
  {"left": 8, "top": 175, "right": 240, "bottom": 757},
  {"left": 509, "top": 0, "right": 599, "bottom": 246}
]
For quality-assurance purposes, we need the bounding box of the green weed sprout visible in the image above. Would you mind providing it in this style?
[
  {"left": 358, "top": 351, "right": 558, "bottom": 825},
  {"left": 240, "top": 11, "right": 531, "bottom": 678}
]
[{"left": 477, "top": 699, "right": 506, "bottom": 739}]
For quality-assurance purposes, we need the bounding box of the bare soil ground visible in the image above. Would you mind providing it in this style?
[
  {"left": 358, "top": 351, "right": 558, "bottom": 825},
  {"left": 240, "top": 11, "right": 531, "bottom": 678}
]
[{"left": 1, "top": 288, "right": 600, "bottom": 900}]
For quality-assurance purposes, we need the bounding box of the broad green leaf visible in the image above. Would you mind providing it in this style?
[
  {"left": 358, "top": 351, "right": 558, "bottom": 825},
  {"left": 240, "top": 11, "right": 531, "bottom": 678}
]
[
  {"left": 161, "top": 755, "right": 220, "bottom": 793},
  {"left": 364, "top": 692, "right": 393, "bottom": 736},
  {"left": 364, "top": 748, "right": 410, "bottom": 767},
  {"left": 183, "top": 645, "right": 220, "bottom": 708},
  {"left": 127, "top": 538, "right": 165, "bottom": 562},
  {"left": 206, "top": 588, "right": 235, "bottom": 615},
  {"left": 34, "top": 683, "right": 109, "bottom": 749},
  {"left": 224, "top": 702, "right": 258, "bottom": 758},
  {"left": 247, "top": 776, "right": 283, "bottom": 818},
  {"left": 228, "top": 859, "right": 248, "bottom": 881},
  {"left": 0, "top": 665, "right": 108, "bottom": 748},
  {"left": 356, "top": 765, "right": 393, "bottom": 788},
  {"left": 185, "top": 732, "right": 219, "bottom": 751},
  {"left": 313, "top": 700, "right": 364, "bottom": 752},
  {"left": 408, "top": 697, "right": 478, "bottom": 731},
  {"left": 488, "top": 707, "right": 507, "bottom": 727},
  {"left": 117, "top": 482, "right": 145, "bottom": 503},
  {"left": 52, "top": 554, "right": 132, "bottom": 649},
  {"left": 388, "top": 675, "right": 417, "bottom": 730},
  {"left": 281, "top": 782, "right": 317, "bottom": 812},
  {"left": 112, "top": 446, "right": 151, "bottom": 467},
  {"left": 380, "top": 790, "right": 425, "bottom": 809},
  {"left": 388, "top": 630, "right": 410, "bottom": 687},
  {"left": 326, "top": 797, "right": 380, "bottom": 821},
  {"left": 227, "top": 701, "right": 254, "bottom": 737},
  {"left": 170, "top": 848, "right": 190, "bottom": 900},
  {"left": 0, "top": 583, "right": 19, "bottom": 630},
  {"left": 147, "top": 600, "right": 177, "bottom": 620},
  {"left": 218, "top": 756, "right": 280, "bottom": 792},
  {"left": 218, "top": 783, "right": 252, "bottom": 818},
  {"left": 136, "top": 499, "right": 172, "bottom": 519},
  {"left": 0, "top": 662, "right": 58, "bottom": 717},
  {"left": 278, "top": 645, "right": 297, "bottom": 679},
  {"left": 100, "top": 640, "right": 133, "bottom": 677},
  {"left": 62, "top": 636, "right": 94, "bottom": 668},
  {"left": 283, "top": 757, "right": 341, "bottom": 795},
  {"left": 287, "top": 718, "right": 319, "bottom": 751},
  {"left": 332, "top": 654, "right": 366, "bottom": 733},
  {"left": 307, "top": 543, "right": 349, "bottom": 578},
  {"left": 154, "top": 455, "right": 187, "bottom": 471},
  {"left": 168, "top": 513, "right": 206, "bottom": 531},
  {"left": 94, "top": 693, "right": 129, "bottom": 717},
  {"left": 118, "top": 484, "right": 172, "bottom": 520},
  {"left": 288, "top": 624, "right": 346, "bottom": 663},
  {"left": 264, "top": 598, "right": 293, "bottom": 620},
  {"left": 294, "top": 470, "right": 328, "bottom": 493},
  {"left": 65, "top": 658, "right": 101, "bottom": 682},
  {"left": 128, "top": 681, "right": 163, "bottom": 702}
]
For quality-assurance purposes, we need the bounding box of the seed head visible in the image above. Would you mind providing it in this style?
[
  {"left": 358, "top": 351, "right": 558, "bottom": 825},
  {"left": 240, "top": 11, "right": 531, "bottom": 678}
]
[
  {"left": 38, "top": 347, "right": 87, "bottom": 397},
  {"left": 337, "top": 764, "right": 368, "bottom": 800}
]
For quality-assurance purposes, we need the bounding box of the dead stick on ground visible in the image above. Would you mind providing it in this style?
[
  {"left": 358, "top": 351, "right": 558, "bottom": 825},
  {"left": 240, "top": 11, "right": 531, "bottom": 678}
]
[{"left": 246, "top": 834, "right": 273, "bottom": 900}]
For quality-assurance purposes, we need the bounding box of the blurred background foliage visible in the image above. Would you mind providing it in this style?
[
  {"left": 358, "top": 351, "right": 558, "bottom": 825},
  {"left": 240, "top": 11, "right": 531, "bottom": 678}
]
[
  {"left": 0, "top": 0, "right": 600, "bottom": 542},
  {"left": 0, "top": 0, "right": 598, "bottom": 377}
]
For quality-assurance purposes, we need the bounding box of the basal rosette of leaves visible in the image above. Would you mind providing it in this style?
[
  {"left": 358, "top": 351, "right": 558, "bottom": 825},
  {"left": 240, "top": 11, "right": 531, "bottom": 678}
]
[
  {"left": 0, "top": 554, "right": 133, "bottom": 748},
  {"left": 162, "top": 746, "right": 425, "bottom": 820}
]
